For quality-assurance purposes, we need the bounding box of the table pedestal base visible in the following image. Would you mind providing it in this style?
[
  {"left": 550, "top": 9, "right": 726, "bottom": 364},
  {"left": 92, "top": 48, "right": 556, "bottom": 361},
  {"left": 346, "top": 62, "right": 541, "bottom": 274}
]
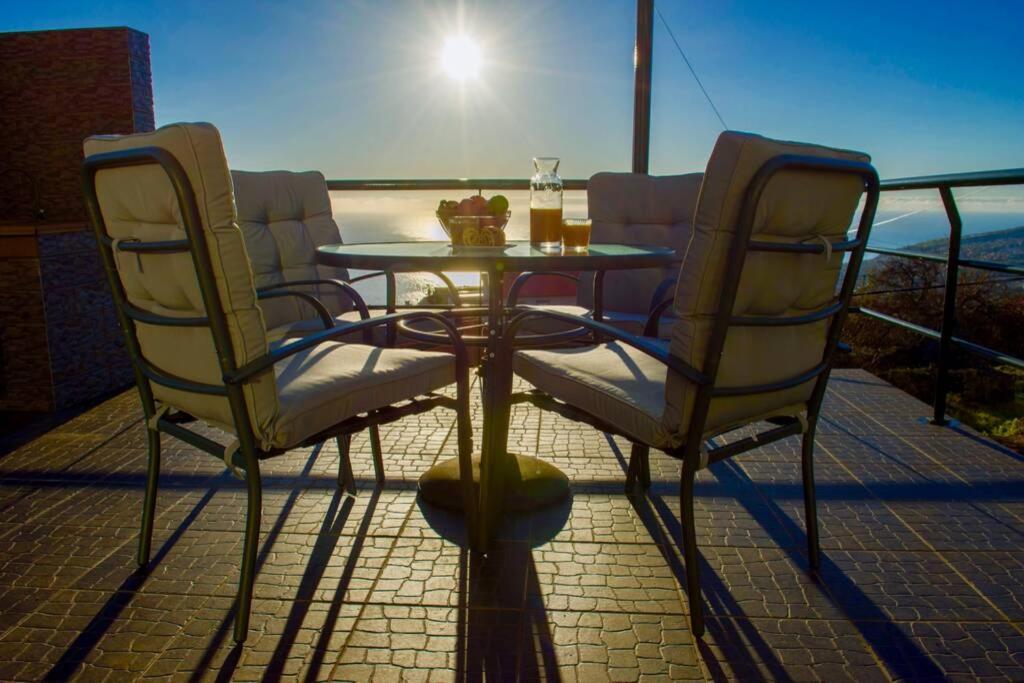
[{"left": 419, "top": 453, "right": 569, "bottom": 513}]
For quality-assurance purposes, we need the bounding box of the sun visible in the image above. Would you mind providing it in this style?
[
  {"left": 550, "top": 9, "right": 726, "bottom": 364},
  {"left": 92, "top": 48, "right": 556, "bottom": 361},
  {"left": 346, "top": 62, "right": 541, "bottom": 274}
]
[{"left": 440, "top": 35, "right": 482, "bottom": 80}]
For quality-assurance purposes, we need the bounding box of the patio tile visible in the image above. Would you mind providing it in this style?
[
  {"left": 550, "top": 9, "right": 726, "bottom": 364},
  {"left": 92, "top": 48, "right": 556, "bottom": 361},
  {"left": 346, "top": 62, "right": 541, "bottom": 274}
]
[
  {"left": 527, "top": 541, "right": 686, "bottom": 614},
  {"left": 370, "top": 538, "right": 528, "bottom": 610},
  {"left": 885, "top": 501, "right": 1024, "bottom": 551},
  {"left": 698, "top": 547, "right": 841, "bottom": 621},
  {"left": 699, "top": 616, "right": 886, "bottom": 682},
  {"left": 944, "top": 551, "right": 1024, "bottom": 620},
  {"left": 856, "top": 620, "right": 1024, "bottom": 682},
  {"left": 2, "top": 367, "right": 1023, "bottom": 679},
  {"left": 533, "top": 610, "right": 703, "bottom": 681},
  {"left": 333, "top": 604, "right": 520, "bottom": 681},
  {"left": 820, "top": 549, "right": 1001, "bottom": 622}
]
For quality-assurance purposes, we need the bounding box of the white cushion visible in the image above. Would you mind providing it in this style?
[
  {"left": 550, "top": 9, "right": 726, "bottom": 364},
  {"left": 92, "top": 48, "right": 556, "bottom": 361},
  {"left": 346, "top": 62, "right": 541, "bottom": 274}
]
[
  {"left": 578, "top": 172, "right": 702, "bottom": 314},
  {"left": 515, "top": 342, "right": 672, "bottom": 448},
  {"left": 84, "top": 123, "right": 279, "bottom": 439},
  {"left": 269, "top": 342, "right": 455, "bottom": 449},
  {"left": 232, "top": 170, "right": 353, "bottom": 330},
  {"left": 665, "top": 131, "right": 870, "bottom": 443}
]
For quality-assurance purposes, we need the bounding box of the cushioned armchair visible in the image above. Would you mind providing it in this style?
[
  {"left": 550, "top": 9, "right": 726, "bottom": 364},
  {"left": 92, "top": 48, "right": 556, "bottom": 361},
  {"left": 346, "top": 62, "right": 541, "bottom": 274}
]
[
  {"left": 231, "top": 169, "right": 463, "bottom": 346},
  {"left": 507, "top": 172, "right": 703, "bottom": 338},
  {"left": 493, "top": 131, "right": 879, "bottom": 636},
  {"left": 82, "top": 123, "right": 477, "bottom": 643}
]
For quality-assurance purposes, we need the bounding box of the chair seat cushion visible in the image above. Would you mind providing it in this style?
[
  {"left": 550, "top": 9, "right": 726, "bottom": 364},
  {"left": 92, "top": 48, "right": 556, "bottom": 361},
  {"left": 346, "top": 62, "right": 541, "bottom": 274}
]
[
  {"left": 270, "top": 342, "right": 455, "bottom": 449},
  {"left": 517, "top": 305, "right": 676, "bottom": 339},
  {"left": 514, "top": 341, "right": 672, "bottom": 448}
]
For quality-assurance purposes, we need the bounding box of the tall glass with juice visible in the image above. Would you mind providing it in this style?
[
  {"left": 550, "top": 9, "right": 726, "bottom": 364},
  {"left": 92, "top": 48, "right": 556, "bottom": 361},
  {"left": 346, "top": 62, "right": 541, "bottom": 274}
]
[{"left": 530, "top": 157, "right": 563, "bottom": 249}]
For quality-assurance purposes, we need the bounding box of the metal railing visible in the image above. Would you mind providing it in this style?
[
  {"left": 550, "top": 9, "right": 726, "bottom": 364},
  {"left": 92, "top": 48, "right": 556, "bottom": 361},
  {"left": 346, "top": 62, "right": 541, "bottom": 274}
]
[
  {"left": 326, "top": 178, "right": 588, "bottom": 192},
  {"left": 855, "top": 167, "right": 1024, "bottom": 425}
]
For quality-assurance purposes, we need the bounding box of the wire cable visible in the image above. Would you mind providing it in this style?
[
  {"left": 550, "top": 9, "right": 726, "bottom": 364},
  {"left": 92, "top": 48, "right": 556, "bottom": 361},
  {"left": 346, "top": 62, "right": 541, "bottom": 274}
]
[{"left": 655, "top": 3, "right": 729, "bottom": 130}]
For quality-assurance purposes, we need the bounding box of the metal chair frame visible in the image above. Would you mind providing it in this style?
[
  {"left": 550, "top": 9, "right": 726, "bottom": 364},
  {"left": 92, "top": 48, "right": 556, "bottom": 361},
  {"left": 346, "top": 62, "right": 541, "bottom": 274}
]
[
  {"left": 492, "top": 153, "right": 880, "bottom": 637},
  {"left": 82, "top": 146, "right": 477, "bottom": 643}
]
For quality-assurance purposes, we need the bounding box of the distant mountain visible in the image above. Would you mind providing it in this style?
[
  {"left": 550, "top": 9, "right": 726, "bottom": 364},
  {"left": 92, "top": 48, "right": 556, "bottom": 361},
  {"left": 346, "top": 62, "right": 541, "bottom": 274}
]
[
  {"left": 861, "top": 224, "right": 1024, "bottom": 276},
  {"left": 908, "top": 224, "right": 1024, "bottom": 262}
]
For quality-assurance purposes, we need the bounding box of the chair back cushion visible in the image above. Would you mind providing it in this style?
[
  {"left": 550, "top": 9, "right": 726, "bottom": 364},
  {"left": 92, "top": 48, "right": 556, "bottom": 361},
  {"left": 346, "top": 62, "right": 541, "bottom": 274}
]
[
  {"left": 664, "top": 131, "right": 870, "bottom": 442},
  {"left": 231, "top": 170, "right": 352, "bottom": 330},
  {"left": 580, "top": 172, "right": 703, "bottom": 314},
  {"left": 84, "top": 123, "right": 278, "bottom": 441}
]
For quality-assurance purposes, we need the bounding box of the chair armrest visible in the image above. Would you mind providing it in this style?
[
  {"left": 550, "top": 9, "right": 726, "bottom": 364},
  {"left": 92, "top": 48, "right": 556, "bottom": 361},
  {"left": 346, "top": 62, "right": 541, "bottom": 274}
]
[
  {"left": 256, "top": 288, "right": 334, "bottom": 329},
  {"left": 258, "top": 278, "right": 370, "bottom": 320},
  {"left": 642, "top": 297, "right": 674, "bottom": 338},
  {"left": 648, "top": 276, "right": 677, "bottom": 314},
  {"left": 506, "top": 271, "right": 580, "bottom": 307},
  {"left": 226, "top": 310, "right": 469, "bottom": 385},
  {"left": 502, "top": 308, "right": 708, "bottom": 386},
  {"left": 347, "top": 270, "right": 463, "bottom": 308}
]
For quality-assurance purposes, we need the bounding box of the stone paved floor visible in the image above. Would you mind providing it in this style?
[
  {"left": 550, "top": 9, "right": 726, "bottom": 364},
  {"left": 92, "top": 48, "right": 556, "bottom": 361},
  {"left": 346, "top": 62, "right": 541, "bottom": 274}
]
[{"left": 0, "top": 369, "right": 1022, "bottom": 681}]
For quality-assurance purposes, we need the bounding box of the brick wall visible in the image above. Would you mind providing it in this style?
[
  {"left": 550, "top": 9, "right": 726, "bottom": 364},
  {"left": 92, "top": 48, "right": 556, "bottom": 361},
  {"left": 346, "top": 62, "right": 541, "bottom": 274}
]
[
  {"left": 0, "top": 27, "right": 154, "bottom": 222},
  {"left": 0, "top": 27, "right": 153, "bottom": 412}
]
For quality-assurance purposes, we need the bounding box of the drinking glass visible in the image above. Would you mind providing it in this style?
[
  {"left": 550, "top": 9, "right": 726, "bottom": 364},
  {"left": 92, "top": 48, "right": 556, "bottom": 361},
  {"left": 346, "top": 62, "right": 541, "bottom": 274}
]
[{"left": 561, "top": 218, "right": 592, "bottom": 252}]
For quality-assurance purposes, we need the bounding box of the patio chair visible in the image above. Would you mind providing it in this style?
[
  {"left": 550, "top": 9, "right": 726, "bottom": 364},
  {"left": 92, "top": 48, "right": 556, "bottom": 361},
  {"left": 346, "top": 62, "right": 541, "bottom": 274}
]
[
  {"left": 506, "top": 172, "right": 703, "bottom": 338},
  {"left": 231, "top": 169, "right": 464, "bottom": 346},
  {"left": 494, "top": 131, "right": 879, "bottom": 636},
  {"left": 82, "top": 122, "right": 477, "bottom": 643}
]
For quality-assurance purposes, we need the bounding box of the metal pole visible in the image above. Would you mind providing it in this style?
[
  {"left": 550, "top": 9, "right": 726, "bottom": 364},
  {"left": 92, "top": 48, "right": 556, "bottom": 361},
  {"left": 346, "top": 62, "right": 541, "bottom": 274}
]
[
  {"left": 933, "top": 186, "right": 962, "bottom": 425},
  {"left": 632, "top": 0, "right": 654, "bottom": 174}
]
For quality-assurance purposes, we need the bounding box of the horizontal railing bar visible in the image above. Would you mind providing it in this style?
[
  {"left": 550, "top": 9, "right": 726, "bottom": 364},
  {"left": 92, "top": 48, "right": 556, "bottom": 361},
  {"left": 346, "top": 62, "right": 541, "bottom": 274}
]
[
  {"left": 957, "top": 258, "right": 1024, "bottom": 276},
  {"left": 865, "top": 247, "right": 1024, "bottom": 276},
  {"left": 854, "top": 306, "right": 1024, "bottom": 370},
  {"left": 325, "top": 178, "right": 588, "bottom": 192},
  {"left": 853, "top": 306, "right": 940, "bottom": 339},
  {"left": 865, "top": 246, "right": 947, "bottom": 263},
  {"left": 953, "top": 336, "right": 1024, "bottom": 370},
  {"left": 880, "top": 168, "right": 1024, "bottom": 191},
  {"left": 748, "top": 238, "right": 861, "bottom": 254},
  {"left": 123, "top": 301, "right": 210, "bottom": 327}
]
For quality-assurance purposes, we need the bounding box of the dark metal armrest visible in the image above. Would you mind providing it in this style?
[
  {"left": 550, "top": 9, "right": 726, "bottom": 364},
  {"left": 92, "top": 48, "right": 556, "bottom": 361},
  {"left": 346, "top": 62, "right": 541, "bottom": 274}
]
[
  {"left": 502, "top": 308, "right": 708, "bottom": 386},
  {"left": 642, "top": 297, "right": 675, "bottom": 338},
  {"left": 257, "top": 288, "right": 334, "bottom": 330},
  {"left": 506, "top": 271, "right": 581, "bottom": 307},
  {"left": 258, "top": 278, "right": 370, "bottom": 320},
  {"left": 648, "top": 276, "right": 677, "bottom": 314},
  {"left": 227, "top": 310, "right": 469, "bottom": 385}
]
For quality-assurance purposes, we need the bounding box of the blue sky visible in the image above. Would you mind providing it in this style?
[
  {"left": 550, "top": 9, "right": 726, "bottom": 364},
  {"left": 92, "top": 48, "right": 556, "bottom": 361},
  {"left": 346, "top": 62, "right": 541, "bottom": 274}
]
[{"left": 4, "top": 0, "right": 1023, "bottom": 181}]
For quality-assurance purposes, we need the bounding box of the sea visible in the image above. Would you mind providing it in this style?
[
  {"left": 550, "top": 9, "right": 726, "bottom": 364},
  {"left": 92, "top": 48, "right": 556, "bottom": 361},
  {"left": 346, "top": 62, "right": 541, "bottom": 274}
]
[{"left": 328, "top": 188, "right": 1024, "bottom": 306}]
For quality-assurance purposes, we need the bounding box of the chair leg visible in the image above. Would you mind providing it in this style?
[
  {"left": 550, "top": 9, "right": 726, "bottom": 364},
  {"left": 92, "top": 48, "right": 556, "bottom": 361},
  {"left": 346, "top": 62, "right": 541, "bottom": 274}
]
[
  {"left": 233, "top": 455, "right": 263, "bottom": 644},
  {"left": 625, "top": 443, "right": 651, "bottom": 493},
  {"left": 336, "top": 434, "right": 356, "bottom": 494},
  {"left": 680, "top": 461, "right": 704, "bottom": 637},
  {"left": 369, "top": 425, "right": 385, "bottom": 485},
  {"left": 137, "top": 428, "right": 161, "bottom": 567},
  {"left": 801, "top": 429, "right": 821, "bottom": 570}
]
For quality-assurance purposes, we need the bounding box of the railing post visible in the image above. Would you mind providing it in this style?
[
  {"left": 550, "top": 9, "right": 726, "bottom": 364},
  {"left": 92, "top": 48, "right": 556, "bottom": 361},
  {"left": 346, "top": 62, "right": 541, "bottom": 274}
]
[
  {"left": 933, "top": 186, "right": 962, "bottom": 425},
  {"left": 631, "top": 0, "right": 654, "bottom": 174}
]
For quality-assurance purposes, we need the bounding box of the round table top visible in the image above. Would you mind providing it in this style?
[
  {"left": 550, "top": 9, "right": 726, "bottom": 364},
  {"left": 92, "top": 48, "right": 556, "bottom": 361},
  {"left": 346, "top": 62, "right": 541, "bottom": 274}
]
[{"left": 316, "top": 241, "right": 676, "bottom": 272}]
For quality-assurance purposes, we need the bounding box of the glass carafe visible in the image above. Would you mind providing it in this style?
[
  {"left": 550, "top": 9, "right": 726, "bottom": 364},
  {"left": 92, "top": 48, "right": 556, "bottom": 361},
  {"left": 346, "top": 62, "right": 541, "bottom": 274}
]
[{"left": 530, "top": 157, "right": 563, "bottom": 249}]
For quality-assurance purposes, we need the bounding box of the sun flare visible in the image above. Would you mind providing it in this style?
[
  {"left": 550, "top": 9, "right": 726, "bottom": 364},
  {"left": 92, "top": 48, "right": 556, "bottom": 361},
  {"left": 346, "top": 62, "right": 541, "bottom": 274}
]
[{"left": 440, "top": 35, "right": 482, "bottom": 80}]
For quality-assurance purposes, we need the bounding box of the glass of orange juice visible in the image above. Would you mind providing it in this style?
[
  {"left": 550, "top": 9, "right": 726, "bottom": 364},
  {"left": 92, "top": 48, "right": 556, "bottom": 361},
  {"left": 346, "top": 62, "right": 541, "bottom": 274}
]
[{"left": 561, "top": 218, "right": 592, "bottom": 252}]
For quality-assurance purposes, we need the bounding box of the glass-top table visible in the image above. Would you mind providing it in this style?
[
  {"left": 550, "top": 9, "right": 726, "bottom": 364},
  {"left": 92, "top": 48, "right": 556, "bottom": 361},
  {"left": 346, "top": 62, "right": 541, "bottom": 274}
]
[{"left": 316, "top": 241, "right": 677, "bottom": 536}]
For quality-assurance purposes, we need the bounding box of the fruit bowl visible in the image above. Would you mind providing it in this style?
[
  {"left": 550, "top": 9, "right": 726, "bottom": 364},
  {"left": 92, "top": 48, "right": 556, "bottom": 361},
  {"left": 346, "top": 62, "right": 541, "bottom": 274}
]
[{"left": 436, "top": 211, "right": 511, "bottom": 247}]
